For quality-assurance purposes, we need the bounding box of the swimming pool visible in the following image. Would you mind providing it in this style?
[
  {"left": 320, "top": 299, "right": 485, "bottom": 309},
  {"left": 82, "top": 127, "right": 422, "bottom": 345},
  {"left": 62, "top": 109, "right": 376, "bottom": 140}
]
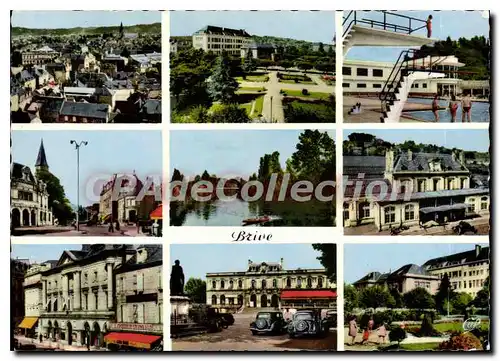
[{"left": 403, "top": 98, "right": 490, "bottom": 123}]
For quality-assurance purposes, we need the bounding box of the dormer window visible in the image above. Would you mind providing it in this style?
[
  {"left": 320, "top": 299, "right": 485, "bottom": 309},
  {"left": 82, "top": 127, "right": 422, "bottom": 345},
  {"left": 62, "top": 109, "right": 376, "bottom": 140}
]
[{"left": 418, "top": 164, "right": 424, "bottom": 171}]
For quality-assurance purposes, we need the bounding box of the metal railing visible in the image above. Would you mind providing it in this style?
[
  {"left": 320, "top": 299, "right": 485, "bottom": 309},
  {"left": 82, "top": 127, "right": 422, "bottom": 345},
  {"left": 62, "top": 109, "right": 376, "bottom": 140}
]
[{"left": 343, "top": 10, "right": 428, "bottom": 39}]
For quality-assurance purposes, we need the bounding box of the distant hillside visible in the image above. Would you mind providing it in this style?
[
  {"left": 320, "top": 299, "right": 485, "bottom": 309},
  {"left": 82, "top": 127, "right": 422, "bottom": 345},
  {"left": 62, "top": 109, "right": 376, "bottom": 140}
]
[
  {"left": 251, "top": 35, "right": 328, "bottom": 48},
  {"left": 11, "top": 22, "right": 161, "bottom": 36},
  {"left": 171, "top": 36, "right": 191, "bottom": 42}
]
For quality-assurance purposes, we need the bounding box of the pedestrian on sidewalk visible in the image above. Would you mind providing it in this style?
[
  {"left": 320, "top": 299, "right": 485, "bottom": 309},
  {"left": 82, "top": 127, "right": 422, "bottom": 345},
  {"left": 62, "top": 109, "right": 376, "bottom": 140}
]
[
  {"left": 426, "top": 15, "right": 433, "bottom": 38},
  {"left": 362, "top": 327, "right": 370, "bottom": 344}
]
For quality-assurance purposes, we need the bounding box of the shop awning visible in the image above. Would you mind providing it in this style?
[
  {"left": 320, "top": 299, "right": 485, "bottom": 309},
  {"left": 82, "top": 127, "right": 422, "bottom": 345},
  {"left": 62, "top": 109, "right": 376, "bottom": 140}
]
[
  {"left": 18, "top": 317, "right": 38, "bottom": 329},
  {"left": 150, "top": 204, "right": 162, "bottom": 220},
  {"left": 104, "top": 332, "right": 161, "bottom": 349},
  {"left": 281, "top": 290, "right": 337, "bottom": 299},
  {"left": 420, "top": 203, "right": 468, "bottom": 214},
  {"left": 102, "top": 214, "right": 112, "bottom": 222}
]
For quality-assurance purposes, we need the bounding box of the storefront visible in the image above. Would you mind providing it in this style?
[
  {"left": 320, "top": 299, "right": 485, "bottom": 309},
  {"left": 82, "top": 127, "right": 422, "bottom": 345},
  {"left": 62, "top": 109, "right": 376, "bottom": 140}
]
[
  {"left": 104, "top": 332, "right": 162, "bottom": 351},
  {"left": 17, "top": 317, "right": 39, "bottom": 338},
  {"left": 280, "top": 290, "right": 337, "bottom": 310}
]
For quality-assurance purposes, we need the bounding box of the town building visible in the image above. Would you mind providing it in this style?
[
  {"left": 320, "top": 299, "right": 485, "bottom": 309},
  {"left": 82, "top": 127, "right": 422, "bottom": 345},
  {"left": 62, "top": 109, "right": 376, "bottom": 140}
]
[
  {"left": 11, "top": 140, "right": 54, "bottom": 228},
  {"left": 423, "top": 244, "right": 489, "bottom": 298},
  {"left": 106, "top": 245, "right": 163, "bottom": 351},
  {"left": 353, "top": 265, "right": 440, "bottom": 295},
  {"left": 12, "top": 259, "right": 30, "bottom": 339},
  {"left": 342, "top": 56, "right": 474, "bottom": 97},
  {"left": 170, "top": 36, "right": 192, "bottom": 54},
  {"left": 343, "top": 148, "right": 490, "bottom": 230},
  {"left": 58, "top": 101, "right": 111, "bottom": 123},
  {"left": 240, "top": 43, "right": 277, "bottom": 60},
  {"left": 22, "top": 46, "right": 59, "bottom": 65},
  {"left": 206, "top": 259, "right": 336, "bottom": 310},
  {"left": 129, "top": 53, "right": 161, "bottom": 73},
  {"left": 192, "top": 26, "right": 252, "bottom": 56}
]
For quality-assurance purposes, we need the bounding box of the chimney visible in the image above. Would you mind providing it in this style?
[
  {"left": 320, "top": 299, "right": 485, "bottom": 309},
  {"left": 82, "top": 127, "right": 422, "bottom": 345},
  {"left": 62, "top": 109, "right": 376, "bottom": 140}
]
[
  {"left": 136, "top": 247, "right": 148, "bottom": 264},
  {"left": 451, "top": 151, "right": 456, "bottom": 161},
  {"left": 475, "top": 245, "right": 481, "bottom": 258},
  {"left": 407, "top": 149, "right": 413, "bottom": 161},
  {"left": 385, "top": 149, "right": 394, "bottom": 173},
  {"left": 280, "top": 258, "right": 284, "bottom": 268},
  {"left": 248, "top": 259, "right": 252, "bottom": 266}
]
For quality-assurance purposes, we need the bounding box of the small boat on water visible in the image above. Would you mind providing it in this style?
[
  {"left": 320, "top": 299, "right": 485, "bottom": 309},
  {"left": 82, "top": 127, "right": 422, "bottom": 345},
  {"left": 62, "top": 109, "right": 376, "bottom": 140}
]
[{"left": 242, "top": 215, "right": 280, "bottom": 225}]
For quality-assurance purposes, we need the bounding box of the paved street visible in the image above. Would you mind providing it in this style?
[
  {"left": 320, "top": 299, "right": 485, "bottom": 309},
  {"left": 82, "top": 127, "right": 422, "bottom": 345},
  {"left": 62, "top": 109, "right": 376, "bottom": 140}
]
[
  {"left": 239, "top": 70, "right": 334, "bottom": 123},
  {"left": 22, "top": 225, "right": 144, "bottom": 237},
  {"left": 173, "top": 310, "right": 337, "bottom": 351},
  {"left": 14, "top": 335, "right": 105, "bottom": 351}
]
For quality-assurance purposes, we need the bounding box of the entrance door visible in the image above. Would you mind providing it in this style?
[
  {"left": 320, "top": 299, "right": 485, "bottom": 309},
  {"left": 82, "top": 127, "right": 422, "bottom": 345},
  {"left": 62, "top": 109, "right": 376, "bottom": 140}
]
[
  {"left": 12, "top": 209, "right": 20, "bottom": 228},
  {"left": 250, "top": 294, "right": 257, "bottom": 307},
  {"left": 67, "top": 322, "right": 73, "bottom": 345},
  {"left": 271, "top": 294, "right": 279, "bottom": 308},
  {"left": 261, "top": 294, "right": 267, "bottom": 308}
]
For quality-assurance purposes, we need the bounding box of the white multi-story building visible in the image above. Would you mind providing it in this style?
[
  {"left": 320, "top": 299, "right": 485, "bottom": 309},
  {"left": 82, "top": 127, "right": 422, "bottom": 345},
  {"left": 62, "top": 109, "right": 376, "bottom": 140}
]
[
  {"left": 342, "top": 56, "right": 476, "bottom": 96},
  {"left": 192, "top": 25, "right": 252, "bottom": 56},
  {"left": 206, "top": 259, "right": 336, "bottom": 310}
]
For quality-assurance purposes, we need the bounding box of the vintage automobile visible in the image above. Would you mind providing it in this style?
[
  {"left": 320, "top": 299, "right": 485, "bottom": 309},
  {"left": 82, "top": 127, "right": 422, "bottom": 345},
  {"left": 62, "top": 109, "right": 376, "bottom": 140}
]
[
  {"left": 188, "top": 305, "right": 231, "bottom": 332},
  {"left": 250, "top": 311, "right": 288, "bottom": 335},
  {"left": 453, "top": 221, "right": 478, "bottom": 235},
  {"left": 287, "top": 309, "right": 329, "bottom": 338}
]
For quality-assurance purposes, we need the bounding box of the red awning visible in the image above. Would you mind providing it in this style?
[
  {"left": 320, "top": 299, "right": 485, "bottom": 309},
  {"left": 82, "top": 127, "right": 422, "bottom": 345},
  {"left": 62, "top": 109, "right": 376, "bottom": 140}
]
[
  {"left": 104, "top": 332, "right": 161, "bottom": 349},
  {"left": 150, "top": 204, "right": 162, "bottom": 220},
  {"left": 281, "top": 290, "right": 337, "bottom": 299}
]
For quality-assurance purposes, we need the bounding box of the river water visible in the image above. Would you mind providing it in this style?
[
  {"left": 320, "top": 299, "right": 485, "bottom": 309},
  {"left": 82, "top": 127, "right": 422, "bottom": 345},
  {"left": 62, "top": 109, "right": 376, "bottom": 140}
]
[
  {"left": 170, "top": 199, "right": 335, "bottom": 227},
  {"left": 404, "top": 98, "right": 490, "bottom": 122}
]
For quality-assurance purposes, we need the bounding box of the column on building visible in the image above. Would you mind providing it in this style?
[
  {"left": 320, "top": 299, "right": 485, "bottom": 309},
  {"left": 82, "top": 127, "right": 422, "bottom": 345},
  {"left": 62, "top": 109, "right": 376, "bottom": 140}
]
[
  {"left": 41, "top": 278, "right": 47, "bottom": 310},
  {"left": 106, "top": 259, "right": 113, "bottom": 309},
  {"left": 63, "top": 274, "right": 69, "bottom": 310},
  {"left": 74, "top": 271, "right": 81, "bottom": 310}
]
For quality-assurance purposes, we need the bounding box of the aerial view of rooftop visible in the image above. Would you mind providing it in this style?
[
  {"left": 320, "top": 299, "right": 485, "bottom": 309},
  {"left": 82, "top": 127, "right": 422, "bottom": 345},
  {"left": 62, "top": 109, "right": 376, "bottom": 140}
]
[
  {"left": 340, "top": 11, "right": 490, "bottom": 123},
  {"left": 10, "top": 11, "right": 162, "bottom": 124},
  {"left": 170, "top": 11, "right": 335, "bottom": 123}
]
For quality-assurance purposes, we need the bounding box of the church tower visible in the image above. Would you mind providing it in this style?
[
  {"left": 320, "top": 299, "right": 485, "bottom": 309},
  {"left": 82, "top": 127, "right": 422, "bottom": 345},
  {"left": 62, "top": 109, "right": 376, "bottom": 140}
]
[{"left": 35, "top": 139, "right": 49, "bottom": 171}]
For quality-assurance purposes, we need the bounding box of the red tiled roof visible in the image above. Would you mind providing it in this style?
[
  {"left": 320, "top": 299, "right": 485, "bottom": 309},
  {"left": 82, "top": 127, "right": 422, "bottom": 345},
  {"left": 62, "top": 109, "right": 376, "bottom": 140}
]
[
  {"left": 150, "top": 204, "right": 162, "bottom": 220},
  {"left": 281, "top": 290, "right": 337, "bottom": 299}
]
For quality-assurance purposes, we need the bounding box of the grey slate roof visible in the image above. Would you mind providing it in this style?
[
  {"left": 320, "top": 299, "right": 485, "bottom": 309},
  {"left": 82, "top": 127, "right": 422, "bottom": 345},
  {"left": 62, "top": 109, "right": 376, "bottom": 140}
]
[
  {"left": 196, "top": 25, "right": 251, "bottom": 37},
  {"left": 59, "top": 101, "right": 109, "bottom": 119},
  {"left": 125, "top": 245, "right": 163, "bottom": 265},
  {"left": 423, "top": 246, "right": 490, "bottom": 269},
  {"left": 394, "top": 152, "right": 467, "bottom": 172},
  {"left": 11, "top": 162, "right": 35, "bottom": 182},
  {"left": 343, "top": 156, "right": 386, "bottom": 179},
  {"left": 389, "top": 263, "right": 429, "bottom": 277}
]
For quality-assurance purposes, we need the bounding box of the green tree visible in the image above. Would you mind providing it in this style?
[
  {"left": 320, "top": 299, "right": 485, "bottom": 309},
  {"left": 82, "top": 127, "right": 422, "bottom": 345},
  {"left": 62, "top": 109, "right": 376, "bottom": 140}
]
[
  {"left": 344, "top": 284, "right": 359, "bottom": 313},
  {"left": 472, "top": 276, "right": 490, "bottom": 310},
  {"left": 312, "top": 244, "right": 336, "bottom": 282},
  {"left": 390, "top": 287, "right": 404, "bottom": 308},
  {"left": 347, "top": 133, "right": 376, "bottom": 155},
  {"left": 290, "top": 130, "right": 335, "bottom": 184},
  {"left": 452, "top": 292, "right": 473, "bottom": 315},
  {"left": 317, "top": 42, "right": 325, "bottom": 54},
  {"left": 209, "top": 104, "right": 250, "bottom": 123},
  {"left": 184, "top": 278, "right": 207, "bottom": 303},
  {"left": 120, "top": 47, "right": 130, "bottom": 58},
  {"left": 359, "top": 285, "right": 395, "bottom": 309},
  {"left": 297, "top": 61, "right": 313, "bottom": 73},
  {"left": 242, "top": 50, "right": 257, "bottom": 76},
  {"left": 435, "top": 273, "right": 453, "bottom": 314},
  {"left": 403, "top": 288, "right": 435, "bottom": 310},
  {"left": 207, "top": 53, "right": 239, "bottom": 104},
  {"left": 11, "top": 51, "right": 22, "bottom": 67},
  {"left": 390, "top": 327, "right": 407, "bottom": 347},
  {"left": 36, "top": 169, "right": 74, "bottom": 225}
]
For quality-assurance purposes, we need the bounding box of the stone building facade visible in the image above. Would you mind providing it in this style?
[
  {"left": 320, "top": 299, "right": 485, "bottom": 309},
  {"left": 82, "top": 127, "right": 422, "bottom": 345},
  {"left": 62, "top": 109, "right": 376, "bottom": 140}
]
[
  {"left": 11, "top": 140, "right": 53, "bottom": 228},
  {"left": 21, "top": 46, "right": 59, "bottom": 66},
  {"left": 206, "top": 259, "right": 335, "bottom": 310},
  {"left": 344, "top": 149, "right": 490, "bottom": 230},
  {"left": 192, "top": 26, "right": 252, "bottom": 56}
]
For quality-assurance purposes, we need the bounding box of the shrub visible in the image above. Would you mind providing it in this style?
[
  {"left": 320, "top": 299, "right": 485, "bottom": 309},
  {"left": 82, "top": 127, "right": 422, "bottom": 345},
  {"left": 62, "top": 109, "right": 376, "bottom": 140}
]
[
  {"left": 418, "top": 314, "right": 441, "bottom": 337},
  {"left": 389, "top": 327, "right": 407, "bottom": 345},
  {"left": 302, "top": 88, "right": 309, "bottom": 96},
  {"left": 373, "top": 310, "right": 394, "bottom": 328},
  {"left": 438, "top": 332, "right": 482, "bottom": 351}
]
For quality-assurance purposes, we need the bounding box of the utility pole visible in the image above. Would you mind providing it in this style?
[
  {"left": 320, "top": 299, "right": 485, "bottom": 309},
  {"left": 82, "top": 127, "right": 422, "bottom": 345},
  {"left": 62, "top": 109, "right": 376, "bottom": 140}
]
[{"left": 70, "top": 140, "right": 88, "bottom": 232}]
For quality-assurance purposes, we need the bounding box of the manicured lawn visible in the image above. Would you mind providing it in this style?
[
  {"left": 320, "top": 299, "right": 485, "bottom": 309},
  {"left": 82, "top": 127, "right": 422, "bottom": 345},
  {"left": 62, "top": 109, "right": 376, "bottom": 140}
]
[
  {"left": 434, "top": 321, "right": 490, "bottom": 333},
  {"left": 380, "top": 342, "right": 441, "bottom": 351},
  {"left": 281, "top": 89, "right": 332, "bottom": 100},
  {"left": 238, "top": 95, "right": 264, "bottom": 118},
  {"left": 237, "top": 86, "right": 267, "bottom": 92},
  {"left": 279, "top": 79, "right": 315, "bottom": 85},
  {"left": 235, "top": 75, "right": 269, "bottom": 82},
  {"left": 239, "top": 102, "right": 252, "bottom": 115}
]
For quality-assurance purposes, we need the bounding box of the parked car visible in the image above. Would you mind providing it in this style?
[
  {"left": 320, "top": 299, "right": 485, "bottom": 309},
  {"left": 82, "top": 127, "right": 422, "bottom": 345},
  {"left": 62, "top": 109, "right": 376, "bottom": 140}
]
[
  {"left": 287, "top": 309, "right": 328, "bottom": 338},
  {"left": 324, "top": 309, "right": 337, "bottom": 329},
  {"left": 250, "top": 311, "right": 288, "bottom": 335},
  {"left": 453, "top": 221, "right": 478, "bottom": 235}
]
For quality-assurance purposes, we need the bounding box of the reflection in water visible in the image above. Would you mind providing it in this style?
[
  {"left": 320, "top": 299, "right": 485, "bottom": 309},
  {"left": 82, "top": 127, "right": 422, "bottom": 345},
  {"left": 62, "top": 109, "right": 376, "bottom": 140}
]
[{"left": 170, "top": 198, "right": 335, "bottom": 227}]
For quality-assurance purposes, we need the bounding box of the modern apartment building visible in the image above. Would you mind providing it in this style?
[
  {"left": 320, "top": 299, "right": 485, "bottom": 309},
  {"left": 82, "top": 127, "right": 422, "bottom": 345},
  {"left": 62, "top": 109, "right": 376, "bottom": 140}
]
[{"left": 192, "top": 26, "right": 252, "bottom": 56}]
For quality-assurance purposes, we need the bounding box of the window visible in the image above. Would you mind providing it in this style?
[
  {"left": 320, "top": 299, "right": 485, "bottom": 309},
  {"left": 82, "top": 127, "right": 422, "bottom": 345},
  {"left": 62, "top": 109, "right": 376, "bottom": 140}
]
[
  {"left": 418, "top": 179, "right": 426, "bottom": 192},
  {"left": 273, "top": 279, "right": 277, "bottom": 288},
  {"left": 384, "top": 206, "right": 396, "bottom": 224},
  {"left": 373, "top": 84, "right": 382, "bottom": 88},
  {"left": 94, "top": 292, "right": 98, "bottom": 310},
  {"left": 212, "top": 295, "right": 217, "bottom": 305},
  {"left": 307, "top": 277, "right": 312, "bottom": 288},
  {"left": 468, "top": 199, "right": 476, "bottom": 212},
  {"left": 220, "top": 295, "right": 225, "bottom": 305},
  {"left": 262, "top": 279, "right": 266, "bottom": 289},
  {"left": 423, "top": 83, "right": 427, "bottom": 89},
  {"left": 405, "top": 204, "right": 415, "bottom": 221},
  {"left": 342, "top": 67, "right": 352, "bottom": 75},
  {"left": 297, "top": 278, "right": 302, "bottom": 288},
  {"left": 461, "top": 178, "right": 467, "bottom": 189},
  {"left": 84, "top": 294, "right": 88, "bottom": 310},
  {"left": 342, "top": 83, "right": 350, "bottom": 88},
  {"left": 94, "top": 271, "right": 98, "bottom": 283},
  {"left": 251, "top": 279, "right": 256, "bottom": 289},
  {"left": 286, "top": 277, "right": 291, "bottom": 288},
  {"left": 373, "top": 69, "right": 383, "bottom": 77},
  {"left": 414, "top": 84, "right": 419, "bottom": 89},
  {"left": 220, "top": 280, "right": 225, "bottom": 289},
  {"left": 238, "top": 279, "right": 243, "bottom": 289},
  {"left": 480, "top": 197, "right": 488, "bottom": 210},
  {"left": 357, "top": 68, "right": 368, "bottom": 76},
  {"left": 433, "top": 178, "right": 440, "bottom": 191},
  {"left": 447, "top": 178, "right": 454, "bottom": 190},
  {"left": 212, "top": 281, "right": 216, "bottom": 289},
  {"left": 229, "top": 280, "right": 234, "bottom": 289},
  {"left": 360, "top": 202, "right": 370, "bottom": 218},
  {"left": 318, "top": 277, "right": 324, "bottom": 288},
  {"left": 357, "top": 83, "right": 367, "bottom": 88}
]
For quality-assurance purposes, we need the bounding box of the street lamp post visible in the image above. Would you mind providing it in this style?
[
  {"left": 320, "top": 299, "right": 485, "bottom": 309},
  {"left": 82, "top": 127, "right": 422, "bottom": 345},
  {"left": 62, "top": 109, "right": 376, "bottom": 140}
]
[
  {"left": 70, "top": 140, "right": 88, "bottom": 232},
  {"left": 270, "top": 96, "right": 273, "bottom": 123}
]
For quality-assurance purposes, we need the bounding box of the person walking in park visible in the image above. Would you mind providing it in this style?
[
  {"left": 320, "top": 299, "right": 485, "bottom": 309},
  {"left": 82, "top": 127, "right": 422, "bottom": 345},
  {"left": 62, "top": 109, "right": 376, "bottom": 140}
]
[
  {"left": 368, "top": 317, "right": 374, "bottom": 332},
  {"left": 461, "top": 92, "right": 472, "bottom": 122},
  {"left": 377, "top": 323, "right": 387, "bottom": 344},
  {"left": 426, "top": 15, "right": 433, "bottom": 38},
  {"left": 348, "top": 316, "right": 358, "bottom": 345},
  {"left": 449, "top": 94, "right": 460, "bottom": 122},
  {"left": 432, "top": 94, "right": 440, "bottom": 122},
  {"left": 362, "top": 327, "right": 370, "bottom": 344}
]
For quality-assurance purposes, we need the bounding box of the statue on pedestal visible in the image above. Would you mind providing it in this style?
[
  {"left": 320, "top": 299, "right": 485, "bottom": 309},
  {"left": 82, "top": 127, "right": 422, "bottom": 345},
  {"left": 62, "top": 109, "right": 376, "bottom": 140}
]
[{"left": 170, "top": 260, "right": 185, "bottom": 296}]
